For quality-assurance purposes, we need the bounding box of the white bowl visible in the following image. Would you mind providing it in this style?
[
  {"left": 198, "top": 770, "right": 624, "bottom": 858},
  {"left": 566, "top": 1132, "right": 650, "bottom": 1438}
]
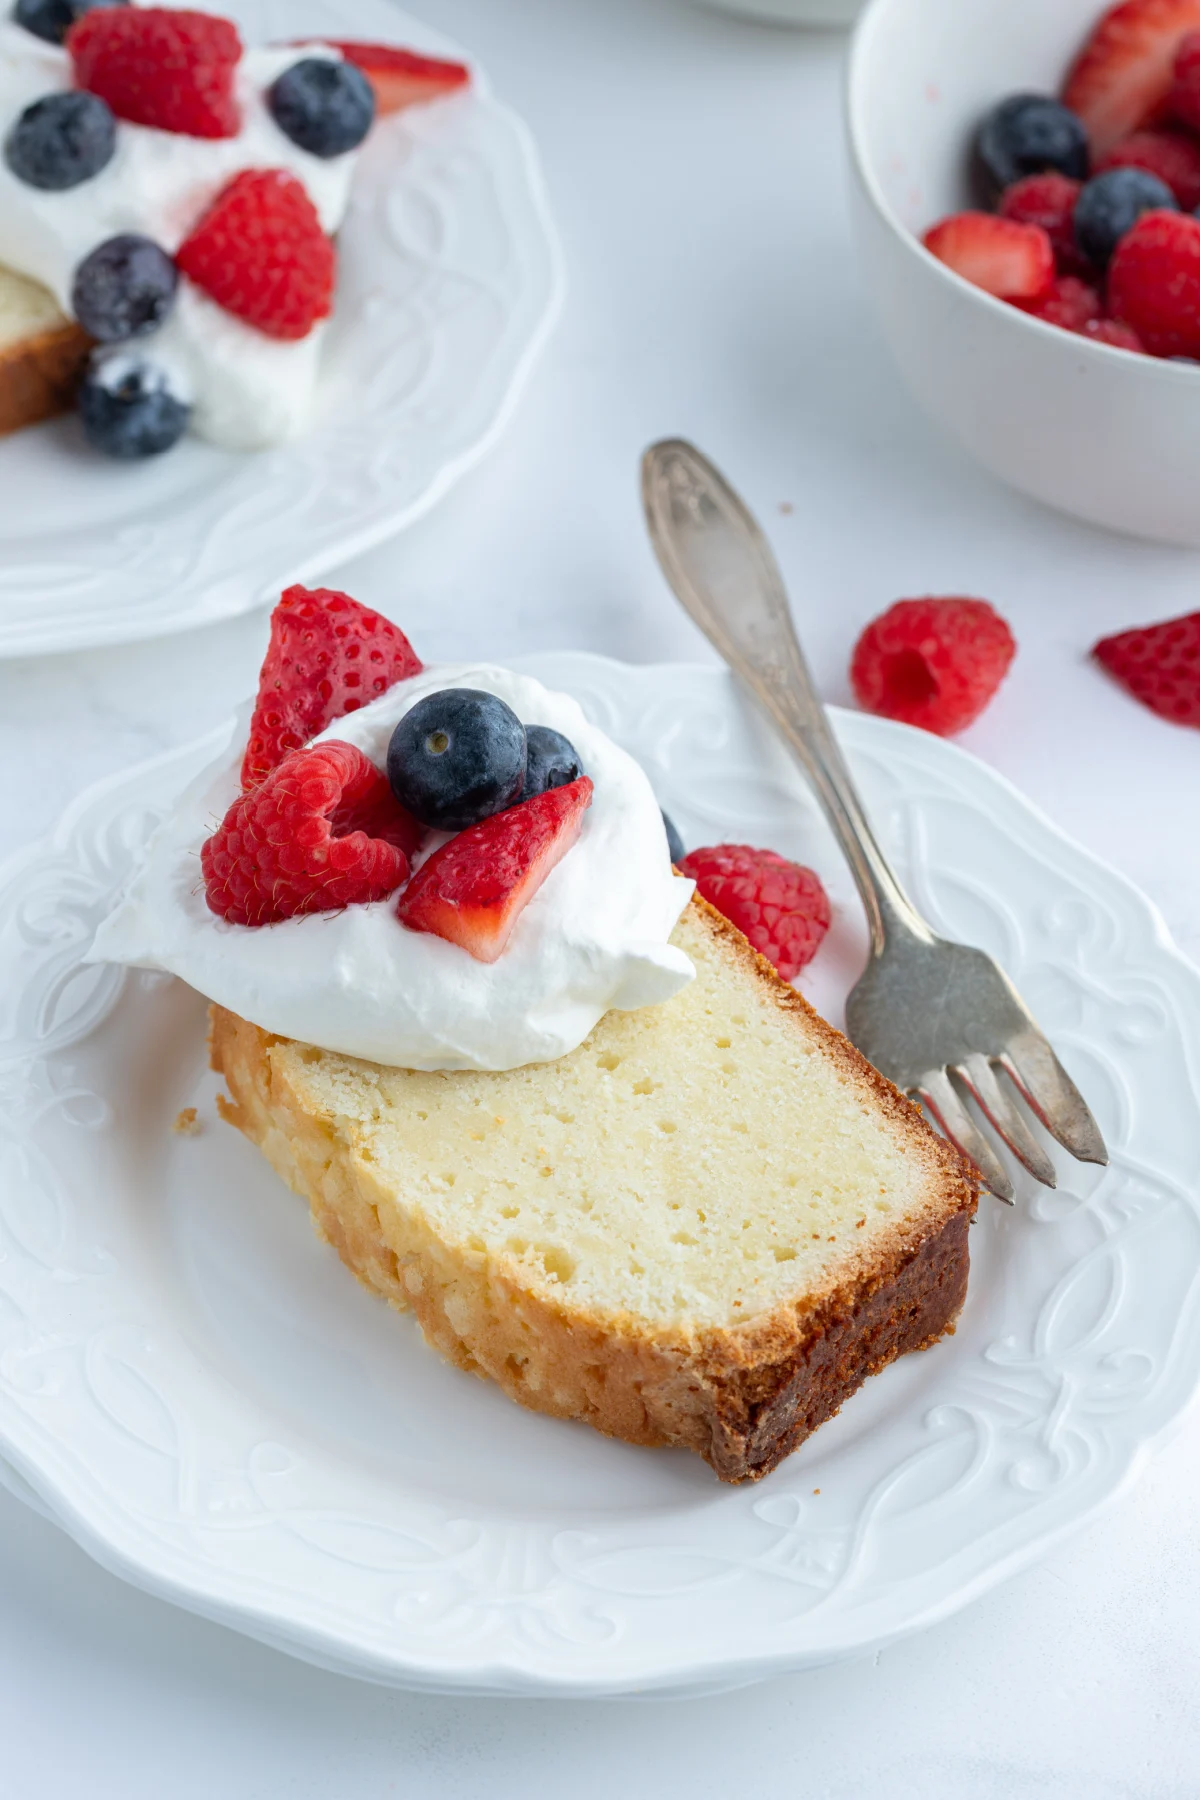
[
  {"left": 699, "top": 0, "right": 864, "bottom": 26},
  {"left": 847, "top": 0, "right": 1200, "bottom": 546}
]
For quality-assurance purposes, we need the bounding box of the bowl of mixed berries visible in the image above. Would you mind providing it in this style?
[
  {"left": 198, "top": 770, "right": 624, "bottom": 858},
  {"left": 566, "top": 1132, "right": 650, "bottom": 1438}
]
[{"left": 847, "top": 0, "right": 1200, "bottom": 545}]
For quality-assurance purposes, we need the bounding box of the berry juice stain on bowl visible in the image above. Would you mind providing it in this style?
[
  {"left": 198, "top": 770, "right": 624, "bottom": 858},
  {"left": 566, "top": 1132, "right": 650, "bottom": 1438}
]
[{"left": 847, "top": 0, "right": 1200, "bottom": 545}]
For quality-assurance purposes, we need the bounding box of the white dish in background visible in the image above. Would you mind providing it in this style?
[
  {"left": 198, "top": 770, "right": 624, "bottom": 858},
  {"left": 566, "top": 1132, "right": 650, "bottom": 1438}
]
[
  {"left": 0, "top": 0, "right": 561, "bottom": 659},
  {"left": 1, "top": 652, "right": 1199, "bottom": 1698},
  {"left": 847, "top": 0, "right": 1200, "bottom": 547}
]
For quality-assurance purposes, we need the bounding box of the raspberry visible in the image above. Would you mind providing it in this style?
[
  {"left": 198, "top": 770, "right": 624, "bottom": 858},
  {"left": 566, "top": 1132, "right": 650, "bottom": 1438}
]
[
  {"left": 1093, "top": 609, "right": 1200, "bottom": 724},
  {"left": 242, "top": 585, "right": 422, "bottom": 791},
  {"left": 1018, "top": 274, "right": 1103, "bottom": 330},
  {"left": 1096, "top": 127, "right": 1200, "bottom": 207},
  {"left": 1108, "top": 207, "right": 1200, "bottom": 352},
  {"left": 677, "top": 845, "right": 831, "bottom": 982},
  {"left": 999, "top": 174, "right": 1089, "bottom": 275},
  {"left": 1084, "top": 316, "right": 1146, "bottom": 348},
  {"left": 1170, "top": 27, "right": 1200, "bottom": 128},
  {"left": 176, "top": 169, "right": 335, "bottom": 341},
  {"left": 850, "top": 597, "right": 1016, "bottom": 736},
  {"left": 202, "top": 741, "right": 421, "bottom": 927},
  {"left": 69, "top": 7, "right": 242, "bottom": 140}
]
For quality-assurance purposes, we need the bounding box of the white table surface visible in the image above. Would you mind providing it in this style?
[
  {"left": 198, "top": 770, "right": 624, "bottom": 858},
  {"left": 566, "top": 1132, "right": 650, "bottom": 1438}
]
[{"left": 3, "top": 1, "right": 1200, "bottom": 1794}]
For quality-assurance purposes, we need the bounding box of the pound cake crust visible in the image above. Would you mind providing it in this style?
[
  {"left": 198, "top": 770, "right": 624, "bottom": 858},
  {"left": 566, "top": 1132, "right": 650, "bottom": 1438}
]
[
  {"left": 210, "top": 899, "right": 978, "bottom": 1483},
  {"left": 0, "top": 267, "right": 90, "bottom": 438}
]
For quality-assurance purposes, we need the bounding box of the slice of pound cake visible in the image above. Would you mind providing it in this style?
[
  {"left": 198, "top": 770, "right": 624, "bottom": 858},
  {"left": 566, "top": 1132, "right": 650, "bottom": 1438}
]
[
  {"left": 210, "top": 896, "right": 978, "bottom": 1484},
  {"left": 0, "top": 264, "right": 89, "bottom": 436}
]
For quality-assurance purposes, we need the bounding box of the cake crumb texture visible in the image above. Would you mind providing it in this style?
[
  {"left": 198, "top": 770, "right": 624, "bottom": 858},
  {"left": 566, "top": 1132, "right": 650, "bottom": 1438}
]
[{"left": 210, "top": 898, "right": 977, "bottom": 1482}]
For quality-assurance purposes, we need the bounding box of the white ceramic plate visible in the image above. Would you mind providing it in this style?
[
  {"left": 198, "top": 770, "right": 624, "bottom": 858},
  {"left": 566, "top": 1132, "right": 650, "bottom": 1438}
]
[
  {"left": 1, "top": 653, "right": 1199, "bottom": 1699},
  {"left": 0, "top": 0, "right": 561, "bottom": 659}
]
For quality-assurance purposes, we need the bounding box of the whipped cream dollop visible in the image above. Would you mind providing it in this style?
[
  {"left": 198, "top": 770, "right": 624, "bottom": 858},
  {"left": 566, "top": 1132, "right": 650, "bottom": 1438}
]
[
  {"left": 90, "top": 664, "right": 697, "bottom": 1072},
  {"left": 0, "top": 24, "right": 359, "bottom": 448}
]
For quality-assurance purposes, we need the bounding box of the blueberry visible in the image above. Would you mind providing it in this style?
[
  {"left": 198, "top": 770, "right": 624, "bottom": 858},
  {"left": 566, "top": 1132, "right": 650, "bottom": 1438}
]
[
  {"left": 71, "top": 235, "right": 177, "bottom": 343},
  {"left": 387, "top": 689, "right": 527, "bottom": 832},
  {"left": 1074, "top": 168, "right": 1176, "bottom": 268},
  {"left": 661, "top": 810, "right": 685, "bottom": 865},
  {"left": 4, "top": 90, "right": 116, "bottom": 191},
  {"left": 269, "top": 57, "right": 375, "bottom": 158},
  {"left": 519, "top": 725, "right": 583, "bottom": 800},
  {"left": 975, "top": 94, "right": 1090, "bottom": 196},
  {"left": 79, "top": 353, "right": 191, "bottom": 459},
  {"left": 13, "top": 0, "right": 127, "bottom": 46}
]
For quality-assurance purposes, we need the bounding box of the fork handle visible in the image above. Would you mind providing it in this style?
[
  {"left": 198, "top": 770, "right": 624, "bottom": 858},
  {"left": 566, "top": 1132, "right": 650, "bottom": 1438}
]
[{"left": 641, "top": 440, "right": 930, "bottom": 956}]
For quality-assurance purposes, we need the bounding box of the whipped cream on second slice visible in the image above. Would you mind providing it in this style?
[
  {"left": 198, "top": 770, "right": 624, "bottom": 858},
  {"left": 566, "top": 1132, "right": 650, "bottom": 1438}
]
[
  {"left": 0, "top": 25, "right": 359, "bottom": 448},
  {"left": 90, "top": 664, "right": 697, "bottom": 1072}
]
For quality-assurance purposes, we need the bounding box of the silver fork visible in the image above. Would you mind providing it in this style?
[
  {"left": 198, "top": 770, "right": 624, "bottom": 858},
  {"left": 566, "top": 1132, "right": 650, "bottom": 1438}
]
[{"left": 642, "top": 438, "right": 1108, "bottom": 1202}]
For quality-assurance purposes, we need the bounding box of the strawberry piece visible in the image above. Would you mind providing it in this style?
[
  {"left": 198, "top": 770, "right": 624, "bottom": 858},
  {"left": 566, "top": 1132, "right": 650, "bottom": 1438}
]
[
  {"left": 1084, "top": 315, "right": 1146, "bottom": 348},
  {"left": 1171, "top": 28, "right": 1200, "bottom": 127},
  {"left": 1062, "top": 0, "right": 1200, "bottom": 157},
  {"left": 922, "top": 213, "right": 1054, "bottom": 300},
  {"left": 1097, "top": 126, "right": 1200, "bottom": 206},
  {"left": 1093, "top": 610, "right": 1200, "bottom": 723},
  {"left": 1017, "top": 274, "right": 1103, "bottom": 330},
  {"left": 68, "top": 7, "right": 242, "bottom": 140},
  {"left": 323, "top": 43, "right": 470, "bottom": 116},
  {"left": 202, "top": 742, "right": 418, "bottom": 927},
  {"left": 851, "top": 597, "right": 1017, "bottom": 737},
  {"left": 176, "top": 169, "right": 334, "bottom": 341},
  {"left": 999, "top": 173, "right": 1089, "bottom": 275},
  {"left": 1108, "top": 207, "right": 1200, "bottom": 352},
  {"left": 242, "top": 585, "right": 423, "bottom": 791},
  {"left": 396, "top": 777, "right": 593, "bottom": 963},
  {"left": 678, "top": 845, "right": 831, "bottom": 983}
]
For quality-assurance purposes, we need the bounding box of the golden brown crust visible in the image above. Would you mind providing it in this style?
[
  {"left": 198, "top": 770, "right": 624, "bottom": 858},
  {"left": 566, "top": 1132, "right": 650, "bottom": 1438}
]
[
  {"left": 0, "top": 322, "right": 91, "bottom": 437},
  {"left": 208, "top": 898, "right": 978, "bottom": 1484}
]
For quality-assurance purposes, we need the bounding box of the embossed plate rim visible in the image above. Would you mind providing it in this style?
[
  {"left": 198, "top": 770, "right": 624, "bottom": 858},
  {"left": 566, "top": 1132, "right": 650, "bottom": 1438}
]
[{"left": 1, "top": 653, "right": 1199, "bottom": 1698}]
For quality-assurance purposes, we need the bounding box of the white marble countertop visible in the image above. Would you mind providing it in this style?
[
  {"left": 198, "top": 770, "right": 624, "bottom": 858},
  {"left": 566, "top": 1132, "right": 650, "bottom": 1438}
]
[{"left": 2, "top": 0, "right": 1199, "bottom": 1794}]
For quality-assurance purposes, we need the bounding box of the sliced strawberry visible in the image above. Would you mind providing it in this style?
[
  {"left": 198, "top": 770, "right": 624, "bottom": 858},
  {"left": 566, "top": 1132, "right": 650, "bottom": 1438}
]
[
  {"left": 1171, "top": 28, "right": 1200, "bottom": 128},
  {"left": 242, "top": 585, "right": 423, "bottom": 790},
  {"left": 290, "top": 42, "right": 470, "bottom": 117},
  {"left": 396, "top": 777, "right": 593, "bottom": 963},
  {"left": 922, "top": 212, "right": 1055, "bottom": 300},
  {"left": 1063, "top": 0, "right": 1200, "bottom": 158}
]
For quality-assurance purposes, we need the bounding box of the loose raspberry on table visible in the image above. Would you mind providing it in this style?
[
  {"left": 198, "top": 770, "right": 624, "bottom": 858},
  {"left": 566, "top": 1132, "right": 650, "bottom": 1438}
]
[
  {"left": 242, "top": 585, "right": 423, "bottom": 791},
  {"left": 202, "top": 741, "right": 421, "bottom": 927},
  {"left": 1092, "top": 609, "right": 1200, "bottom": 724},
  {"left": 999, "top": 173, "right": 1089, "bottom": 275},
  {"left": 69, "top": 7, "right": 242, "bottom": 140},
  {"left": 1108, "top": 207, "right": 1200, "bottom": 353},
  {"left": 176, "top": 169, "right": 335, "bottom": 341},
  {"left": 850, "top": 597, "right": 1017, "bottom": 737},
  {"left": 678, "top": 844, "right": 831, "bottom": 982}
]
